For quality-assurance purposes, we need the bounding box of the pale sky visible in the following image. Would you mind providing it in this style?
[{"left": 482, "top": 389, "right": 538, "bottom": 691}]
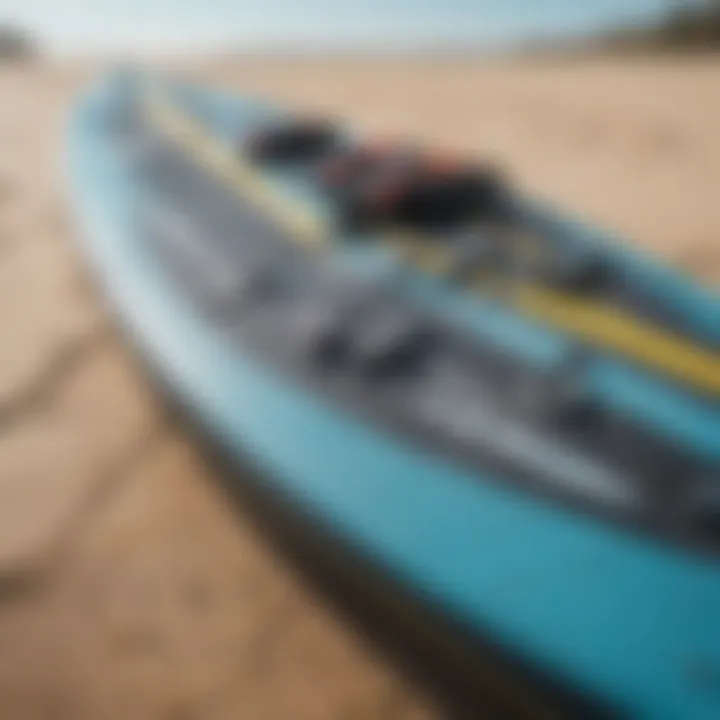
[{"left": 0, "top": 0, "right": 682, "bottom": 54}]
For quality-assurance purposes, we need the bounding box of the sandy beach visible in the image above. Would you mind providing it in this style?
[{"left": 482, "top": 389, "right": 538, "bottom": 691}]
[{"left": 0, "top": 54, "right": 718, "bottom": 718}]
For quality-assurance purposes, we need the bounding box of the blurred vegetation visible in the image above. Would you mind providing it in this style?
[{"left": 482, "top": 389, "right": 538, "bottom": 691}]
[
  {"left": 606, "top": 1, "right": 720, "bottom": 51},
  {"left": 0, "top": 25, "right": 39, "bottom": 62}
]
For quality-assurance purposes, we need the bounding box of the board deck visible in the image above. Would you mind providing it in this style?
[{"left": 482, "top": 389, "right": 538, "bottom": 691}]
[
  {"left": 146, "top": 88, "right": 720, "bottom": 399},
  {"left": 68, "top": 72, "right": 720, "bottom": 719}
]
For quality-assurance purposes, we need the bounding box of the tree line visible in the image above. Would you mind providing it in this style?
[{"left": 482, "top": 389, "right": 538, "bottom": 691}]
[
  {"left": 608, "top": 1, "right": 720, "bottom": 50},
  {"left": 0, "top": 25, "right": 38, "bottom": 62}
]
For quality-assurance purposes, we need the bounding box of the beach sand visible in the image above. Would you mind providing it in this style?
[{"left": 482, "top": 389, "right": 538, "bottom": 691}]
[{"left": 0, "top": 54, "right": 718, "bottom": 718}]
